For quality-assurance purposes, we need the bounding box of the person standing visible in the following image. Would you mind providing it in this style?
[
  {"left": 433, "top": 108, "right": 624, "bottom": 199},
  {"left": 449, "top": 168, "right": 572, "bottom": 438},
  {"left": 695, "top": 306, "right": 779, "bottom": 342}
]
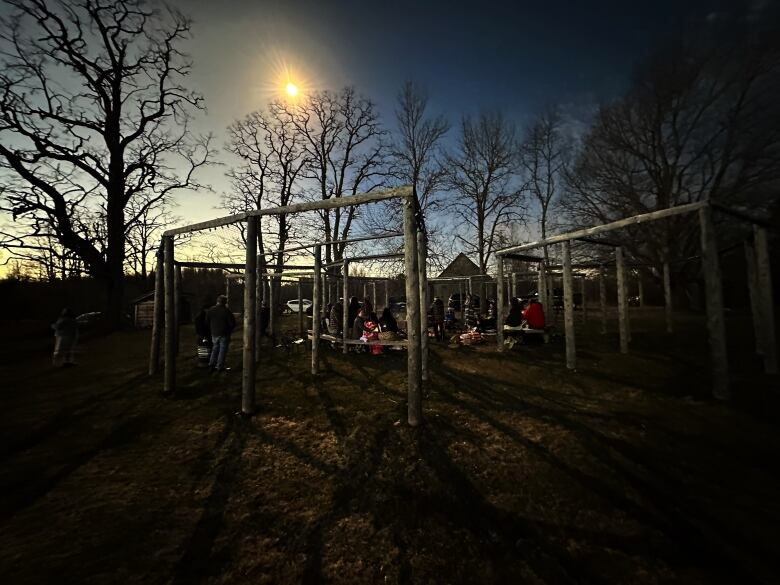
[
  {"left": 52, "top": 308, "right": 78, "bottom": 367},
  {"left": 430, "top": 296, "right": 445, "bottom": 341},
  {"left": 207, "top": 295, "right": 236, "bottom": 372}
]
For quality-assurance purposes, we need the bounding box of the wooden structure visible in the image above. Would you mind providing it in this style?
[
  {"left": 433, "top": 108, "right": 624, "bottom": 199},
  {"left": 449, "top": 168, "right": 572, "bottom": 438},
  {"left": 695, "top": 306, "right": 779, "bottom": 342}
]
[
  {"left": 148, "top": 187, "right": 427, "bottom": 426},
  {"left": 494, "top": 200, "right": 777, "bottom": 400}
]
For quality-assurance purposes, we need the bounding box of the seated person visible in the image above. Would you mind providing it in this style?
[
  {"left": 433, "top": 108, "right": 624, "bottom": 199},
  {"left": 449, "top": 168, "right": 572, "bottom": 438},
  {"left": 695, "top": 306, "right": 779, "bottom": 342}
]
[
  {"left": 481, "top": 300, "right": 497, "bottom": 330},
  {"left": 352, "top": 308, "right": 368, "bottom": 339},
  {"left": 505, "top": 297, "right": 524, "bottom": 327},
  {"left": 379, "top": 307, "right": 398, "bottom": 333},
  {"left": 522, "top": 298, "right": 546, "bottom": 330},
  {"left": 329, "top": 302, "right": 343, "bottom": 335}
]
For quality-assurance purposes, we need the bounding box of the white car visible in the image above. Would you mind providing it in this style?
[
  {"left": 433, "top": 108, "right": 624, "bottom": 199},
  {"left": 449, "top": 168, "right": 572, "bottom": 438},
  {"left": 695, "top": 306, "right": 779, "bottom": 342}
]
[{"left": 285, "top": 299, "right": 312, "bottom": 313}]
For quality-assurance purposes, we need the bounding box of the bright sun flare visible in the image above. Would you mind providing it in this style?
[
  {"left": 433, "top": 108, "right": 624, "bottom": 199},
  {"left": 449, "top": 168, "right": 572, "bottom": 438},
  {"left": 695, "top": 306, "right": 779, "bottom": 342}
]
[{"left": 285, "top": 82, "right": 298, "bottom": 97}]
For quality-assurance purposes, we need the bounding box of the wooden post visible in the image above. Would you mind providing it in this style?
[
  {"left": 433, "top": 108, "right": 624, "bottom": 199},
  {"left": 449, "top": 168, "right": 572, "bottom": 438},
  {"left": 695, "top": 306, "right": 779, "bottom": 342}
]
[
  {"left": 754, "top": 226, "right": 777, "bottom": 375},
  {"left": 384, "top": 280, "right": 389, "bottom": 309},
  {"left": 371, "top": 282, "right": 377, "bottom": 310},
  {"left": 148, "top": 248, "right": 164, "bottom": 375},
  {"left": 562, "top": 242, "right": 576, "bottom": 369},
  {"left": 242, "top": 217, "right": 258, "bottom": 414},
  {"left": 174, "top": 264, "right": 181, "bottom": 355},
  {"left": 538, "top": 262, "right": 547, "bottom": 310},
  {"left": 496, "top": 255, "right": 505, "bottom": 351},
  {"left": 468, "top": 276, "right": 473, "bottom": 295},
  {"left": 663, "top": 261, "right": 673, "bottom": 334},
  {"left": 163, "top": 236, "right": 175, "bottom": 394},
  {"left": 699, "top": 207, "right": 729, "bottom": 399},
  {"left": 363, "top": 281, "right": 368, "bottom": 300},
  {"left": 255, "top": 256, "right": 262, "bottom": 361},
  {"left": 511, "top": 272, "right": 517, "bottom": 299},
  {"left": 745, "top": 240, "right": 763, "bottom": 356},
  {"left": 342, "top": 260, "right": 349, "bottom": 355},
  {"left": 298, "top": 278, "right": 304, "bottom": 339},
  {"left": 269, "top": 274, "right": 276, "bottom": 345},
  {"left": 225, "top": 277, "right": 230, "bottom": 306},
  {"left": 599, "top": 265, "right": 607, "bottom": 335},
  {"left": 616, "top": 247, "right": 629, "bottom": 354},
  {"left": 637, "top": 270, "right": 644, "bottom": 308},
  {"left": 459, "top": 280, "right": 464, "bottom": 319},
  {"left": 580, "top": 275, "right": 587, "bottom": 324},
  {"left": 312, "top": 245, "right": 321, "bottom": 375},
  {"left": 404, "top": 198, "right": 422, "bottom": 426},
  {"left": 418, "top": 229, "right": 429, "bottom": 381}
]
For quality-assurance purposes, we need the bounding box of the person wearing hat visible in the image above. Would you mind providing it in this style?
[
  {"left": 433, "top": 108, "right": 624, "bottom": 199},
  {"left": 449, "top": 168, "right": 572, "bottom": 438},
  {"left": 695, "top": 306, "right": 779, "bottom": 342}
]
[{"left": 207, "top": 294, "right": 236, "bottom": 372}]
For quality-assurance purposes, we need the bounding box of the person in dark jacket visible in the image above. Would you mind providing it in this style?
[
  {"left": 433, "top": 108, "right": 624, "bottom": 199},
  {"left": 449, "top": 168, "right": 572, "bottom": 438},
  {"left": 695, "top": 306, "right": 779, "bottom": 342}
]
[
  {"left": 379, "top": 308, "right": 398, "bottom": 333},
  {"left": 352, "top": 308, "right": 368, "bottom": 340},
  {"left": 505, "top": 297, "right": 524, "bottom": 327},
  {"left": 52, "top": 307, "right": 78, "bottom": 367},
  {"left": 347, "top": 296, "right": 361, "bottom": 329},
  {"left": 207, "top": 295, "right": 236, "bottom": 372},
  {"left": 430, "top": 296, "right": 445, "bottom": 341}
]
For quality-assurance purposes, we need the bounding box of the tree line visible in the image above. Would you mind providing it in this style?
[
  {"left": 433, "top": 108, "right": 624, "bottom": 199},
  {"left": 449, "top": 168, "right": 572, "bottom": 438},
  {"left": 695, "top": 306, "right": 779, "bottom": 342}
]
[{"left": 1, "top": 0, "right": 778, "bottom": 328}]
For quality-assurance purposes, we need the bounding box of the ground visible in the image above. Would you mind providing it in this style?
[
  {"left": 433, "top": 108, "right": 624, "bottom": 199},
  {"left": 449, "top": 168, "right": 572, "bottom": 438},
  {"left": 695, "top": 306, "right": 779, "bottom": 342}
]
[{"left": 1, "top": 309, "right": 779, "bottom": 584}]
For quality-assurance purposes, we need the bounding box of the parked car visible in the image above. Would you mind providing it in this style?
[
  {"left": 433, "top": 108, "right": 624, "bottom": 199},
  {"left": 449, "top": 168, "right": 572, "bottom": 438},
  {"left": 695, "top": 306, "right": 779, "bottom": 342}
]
[
  {"left": 388, "top": 296, "right": 406, "bottom": 311},
  {"left": 447, "top": 293, "right": 481, "bottom": 311},
  {"left": 519, "top": 289, "right": 582, "bottom": 309},
  {"left": 285, "top": 299, "right": 312, "bottom": 314}
]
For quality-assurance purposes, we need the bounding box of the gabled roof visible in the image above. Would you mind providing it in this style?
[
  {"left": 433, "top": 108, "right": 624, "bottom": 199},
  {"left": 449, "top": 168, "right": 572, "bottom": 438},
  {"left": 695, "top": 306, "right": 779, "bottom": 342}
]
[{"left": 438, "top": 253, "right": 481, "bottom": 278}]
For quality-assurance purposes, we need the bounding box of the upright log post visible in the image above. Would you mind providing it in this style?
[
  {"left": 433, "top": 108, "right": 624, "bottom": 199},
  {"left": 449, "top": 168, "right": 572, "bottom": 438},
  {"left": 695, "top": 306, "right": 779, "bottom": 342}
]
[
  {"left": 255, "top": 256, "right": 262, "bottom": 361},
  {"left": 511, "top": 272, "right": 517, "bottom": 299},
  {"left": 754, "top": 226, "right": 777, "bottom": 375},
  {"left": 342, "top": 260, "right": 349, "bottom": 355},
  {"left": 311, "top": 245, "right": 322, "bottom": 375},
  {"left": 174, "top": 264, "right": 181, "bottom": 355},
  {"left": 468, "top": 276, "right": 473, "bottom": 295},
  {"left": 298, "top": 278, "right": 304, "bottom": 339},
  {"left": 225, "top": 277, "right": 231, "bottom": 306},
  {"left": 663, "top": 261, "right": 673, "bottom": 334},
  {"left": 562, "top": 241, "right": 576, "bottom": 369},
  {"left": 363, "top": 282, "right": 368, "bottom": 300},
  {"left": 496, "top": 255, "right": 505, "bottom": 351},
  {"left": 269, "top": 274, "right": 276, "bottom": 345},
  {"left": 459, "top": 280, "right": 464, "bottom": 319},
  {"left": 744, "top": 240, "right": 763, "bottom": 356},
  {"left": 580, "top": 275, "right": 587, "bottom": 324},
  {"left": 404, "top": 198, "right": 422, "bottom": 426},
  {"left": 242, "top": 217, "right": 258, "bottom": 414},
  {"left": 599, "top": 265, "right": 607, "bottom": 335},
  {"left": 538, "top": 262, "right": 547, "bottom": 310},
  {"left": 371, "top": 282, "right": 377, "bottom": 310},
  {"left": 417, "top": 229, "right": 429, "bottom": 381},
  {"left": 148, "top": 248, "right": 164, "bottom": 375},
  {"left": 616, "top": 247, "right": 629, "bottom": 354},
  {"left": 384, "top": 280, "right": 389, "bottom": 309},
  {"left": 637, "top": 270, "right": 644, "bottom": 307},
  {"left": 163, "top": 236, "right": 175, "bottom": 394},
  {"left": 699, "top": 206, "right": 729, "bottom": 399}
]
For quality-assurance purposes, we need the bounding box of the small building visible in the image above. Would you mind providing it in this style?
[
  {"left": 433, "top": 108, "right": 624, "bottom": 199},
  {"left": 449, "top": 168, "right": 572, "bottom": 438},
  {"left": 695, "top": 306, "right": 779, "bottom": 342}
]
[
  {"left": 437, "top": 253, "right": 481, "bottom": 279},
  {"left": 130, "top": 291, "right": 192, "bottom": 328}
]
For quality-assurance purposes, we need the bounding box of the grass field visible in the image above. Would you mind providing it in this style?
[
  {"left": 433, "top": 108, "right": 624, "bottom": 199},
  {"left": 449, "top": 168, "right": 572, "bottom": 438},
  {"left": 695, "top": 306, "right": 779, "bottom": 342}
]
[{"left": 1, "top": 308, "right": 779, "bottom": 584}]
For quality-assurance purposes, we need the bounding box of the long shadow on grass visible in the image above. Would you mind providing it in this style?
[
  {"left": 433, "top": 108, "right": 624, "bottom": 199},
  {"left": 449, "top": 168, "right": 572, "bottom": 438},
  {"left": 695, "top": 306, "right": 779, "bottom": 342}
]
[
  {"left": 432, "top": 366, "right": 766, "bottom": 583},
  {"left": 0, "top": 411, "right": 150, "bottom": 523}
]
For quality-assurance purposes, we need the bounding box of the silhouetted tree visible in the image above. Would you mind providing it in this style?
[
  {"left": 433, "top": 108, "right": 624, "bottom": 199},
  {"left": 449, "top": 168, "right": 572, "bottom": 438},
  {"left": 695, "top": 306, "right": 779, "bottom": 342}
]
[
  {"left": 0, "top": 0, "right": 211, "bottom": 328},
  {"left": 447, "top": 111, "right": 525, "bottom": 274}
]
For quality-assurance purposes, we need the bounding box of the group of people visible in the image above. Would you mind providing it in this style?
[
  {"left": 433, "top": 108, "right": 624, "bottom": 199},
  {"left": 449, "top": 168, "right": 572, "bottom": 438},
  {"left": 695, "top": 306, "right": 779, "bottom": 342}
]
[{"left": 322, "top": 296, "right": 400, "bottom": 350}]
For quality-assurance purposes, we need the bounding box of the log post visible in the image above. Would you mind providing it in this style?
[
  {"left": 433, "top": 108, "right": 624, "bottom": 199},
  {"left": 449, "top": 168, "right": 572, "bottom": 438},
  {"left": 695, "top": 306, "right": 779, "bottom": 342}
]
[
  {"left": 404, "top": 198, "right": 422, "bottom": 426},
  {"left": 496, "top": 255, "right": 505, "bottom": 351},
  {"left": 511, "top": 272, "right": 517, "bottom": 299},
  {"left": 599, "top": 265, "right": 607, "bottom": 335},
  {"left": 663, "top": 261, "right": 673, "bottom": 334},
  {"left": 371, "top": 282, "right": 377, "bottom": 311},
  {"left": 459, "top": 280, "right": 464, "bottom": 319},
  {"left": 384, "top": 280, "right": 389, "bottom": 309},
  {"left": 417, "top": 229, "right": 429, "bottom": 381},
  {"left": 241, "top": 216, "right": 258, "bottom": 414},
  {"left": 468, "top": 276, "right": 473, "bottom": 295},
  {"left": 538, "top": 262, "right": 547, "bottom": 310},
  {"left": 269, "top": 274, "right": 276, "bottom": 345},
  {"left": 225, "top": 276, "right": 231, "bottom": 306},
  {"left": 637, "top": 270, "right": 644, "bottom": 308},
  {"left": 562, "top": 241, "right": 576, "bottom": 370},
  {"left": 744, "top": 240, "right": 763, "bottom": 356},
  {"left": 616, "top": 247, "right": 629, "bottom": 354},
  {"left": 255, "top": 256, "right": 262, "bottom": 361},
  {"left": 363, "top": 282, "right": 368, "bottom": 300},
  {"left": 174, "top": 264, "right": 181, "bottom": 355},
  {"left": 148, "top": 247, "right": 164, "bottom": 375},
  {"left": 699, "top": 206, "right": 729, "bottom": 399},
  {"left": 342, "top": 260, "right": 349, "bottom": 355},
  {"left": 754, "top": 226, "right": 777, "bottom": 375},
  {"left": 312, "top": 245, "right": 321, "bottom": 374},
  {"left": 298, "top": 278, "right": 304, "bottom": 339},
  {"left": 580, "top": 275, "right": 587, "bottom": 324},
  {"left": 163, "top": 236, "right": 175, "bottom": 394}
]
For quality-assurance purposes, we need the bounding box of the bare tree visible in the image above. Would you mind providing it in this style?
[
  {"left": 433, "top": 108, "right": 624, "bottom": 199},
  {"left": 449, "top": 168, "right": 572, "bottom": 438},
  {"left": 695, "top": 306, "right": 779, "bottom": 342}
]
[
  {"left": 0, "top": 0, "right": 212, "bottom": 328},
  {"left": 224, "top": 102, "right": 308, "bottom": 275},
  {"left": 284, "top": 87, "right": 387, "bottom": 265},
  {"left": 447, "top": 111, "right": 525, "bottom": 274},
  {"left": 361, "top": 81, "right": 450, "bottom": 269},
  {"left": 563, "top": 33, "right": 780, "bottom": 266},
  {"left": 518, "top": 106, "right": 571, "bottom": 263},
  {"left": 124, "top": 194, "right": 177, "bottom": 279}
]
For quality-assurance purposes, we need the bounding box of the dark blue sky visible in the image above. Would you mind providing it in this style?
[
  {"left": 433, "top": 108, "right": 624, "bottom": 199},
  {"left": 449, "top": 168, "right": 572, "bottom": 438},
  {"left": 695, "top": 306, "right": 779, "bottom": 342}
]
[{"left": 172, "top": 0, "right": 760, "bottom": 222}]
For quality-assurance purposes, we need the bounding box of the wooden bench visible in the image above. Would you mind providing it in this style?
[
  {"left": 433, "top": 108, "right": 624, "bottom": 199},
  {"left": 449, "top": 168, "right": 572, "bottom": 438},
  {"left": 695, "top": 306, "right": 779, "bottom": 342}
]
[
  {"left": 503, "top": 325, "right": 552, "bottom": 343},
  {"left": 308, "top": 332, "right": 409, "bottom": 347}
]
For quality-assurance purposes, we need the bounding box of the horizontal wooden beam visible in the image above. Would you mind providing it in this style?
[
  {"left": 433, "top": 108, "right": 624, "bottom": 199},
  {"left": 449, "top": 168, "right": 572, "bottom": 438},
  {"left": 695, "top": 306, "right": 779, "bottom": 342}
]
[
  {"left": 283, "top": 231, "right": 403, "bottom": 254},
  {"left": 322, "top": 252, "right": 404, "bottom": 269},
  {"left": 497, "top": 201, "right": 708, "bottom": 255}
]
